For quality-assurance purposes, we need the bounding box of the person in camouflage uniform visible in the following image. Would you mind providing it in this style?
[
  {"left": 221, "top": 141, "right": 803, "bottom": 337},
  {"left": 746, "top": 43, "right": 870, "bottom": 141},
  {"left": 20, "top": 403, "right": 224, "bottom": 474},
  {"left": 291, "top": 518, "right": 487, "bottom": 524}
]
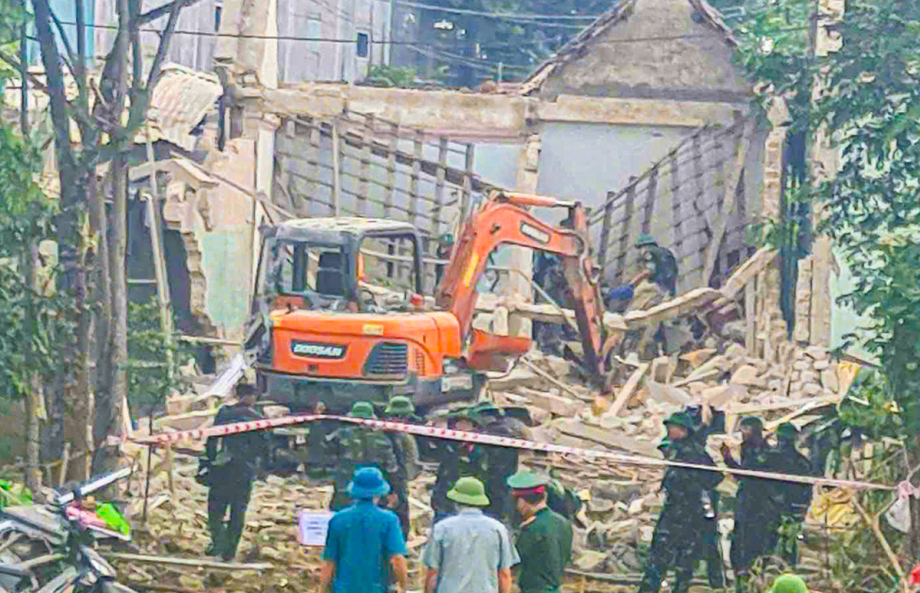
[
  {"left": 326, "top": 401, "right": 403, "bottom": 515},
  {"left": 721, "top": 416, "right": 781, "bottom": 593},
  {"left": 638, "top": 412, "right": 723, "bottom": 593},
  {"left": 769, "top": 422, "right": 814, "bottom": 567},
  {"left": 382, "top": 396, "right": 421, "bottom": 538}
]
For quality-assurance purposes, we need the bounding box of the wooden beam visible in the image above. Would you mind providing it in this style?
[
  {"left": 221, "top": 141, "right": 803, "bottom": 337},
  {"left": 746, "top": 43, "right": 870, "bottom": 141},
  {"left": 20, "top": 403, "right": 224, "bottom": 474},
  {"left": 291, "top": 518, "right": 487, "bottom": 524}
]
[
  {"left": 606, "top": 363, "right": 650, "bottom": 417},
  {"left": 702, "top": 121, "right": 754, "bottom": 283},
  {"left": 103, "top": 552, "right": 271, "bottom": 571},
  {"left": 331, "top": 120, "right": 342, "bottom": 216}
]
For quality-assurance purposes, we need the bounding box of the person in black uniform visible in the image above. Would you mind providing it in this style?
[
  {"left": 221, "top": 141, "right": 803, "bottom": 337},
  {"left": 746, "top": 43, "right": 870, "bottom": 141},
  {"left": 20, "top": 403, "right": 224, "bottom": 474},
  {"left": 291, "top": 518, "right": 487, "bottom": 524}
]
[
  {"left": 721, "top": 416, "right": 781, "bottom": 593},
  {"left": 770, "top": 422, "right": 814, "bottom": 567},
  {"left": 198, "top": 383, "right": 270, "bottom": 561}
]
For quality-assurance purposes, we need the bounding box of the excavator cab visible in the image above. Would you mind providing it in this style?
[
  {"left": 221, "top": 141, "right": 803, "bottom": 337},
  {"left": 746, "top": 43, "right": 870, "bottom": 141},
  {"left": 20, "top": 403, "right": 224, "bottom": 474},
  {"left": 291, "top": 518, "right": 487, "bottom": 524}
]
[{"left": 253, "top": 218, "right": 424, "bottom": 314}]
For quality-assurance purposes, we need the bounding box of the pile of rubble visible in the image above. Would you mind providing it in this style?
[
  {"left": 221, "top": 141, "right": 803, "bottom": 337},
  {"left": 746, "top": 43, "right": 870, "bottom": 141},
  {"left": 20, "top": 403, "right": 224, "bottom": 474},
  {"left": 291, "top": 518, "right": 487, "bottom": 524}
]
[{"left": 109, "top": 329, "right": 848, "bottom": 592}]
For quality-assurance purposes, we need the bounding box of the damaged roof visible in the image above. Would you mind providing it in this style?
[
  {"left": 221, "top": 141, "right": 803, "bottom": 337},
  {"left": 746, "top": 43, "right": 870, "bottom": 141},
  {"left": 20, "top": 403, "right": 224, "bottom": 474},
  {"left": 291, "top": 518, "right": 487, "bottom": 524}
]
[
  {"left": 145, "top": 64, "right": 223, "bottom": 151},
  {"left": 519, "top": 0, "right": 738, "bottom": 96}
]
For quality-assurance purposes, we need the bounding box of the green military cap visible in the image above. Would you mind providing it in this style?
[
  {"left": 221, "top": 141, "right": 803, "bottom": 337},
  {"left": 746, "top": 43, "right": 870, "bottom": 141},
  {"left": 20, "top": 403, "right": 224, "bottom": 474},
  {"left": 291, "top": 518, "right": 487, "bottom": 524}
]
[
  {"left": 776, "top": 422, "right": 799, "bottom": 439},
  {"left": 506, "top": 470, "right": 550, "bottom": 490},
  {"left": 663, "top": 411, "right": 695, "bottom": 430},
  {"left": 385, "top": 396, "right": 415, "bottom": 417},
  {"left": 635, "top": 234, "right": 658, "bottom": 248},
  {"left": 348, "top": 401, "right": 377, "bottom": 419},
  {"left": 768, "top": 574, "right": 808, "bottom": 593},
  {"left": 740, "top": 416, "right": 764, "bottom": 430},
  {"left": 447, "top": 477, "right": 490, "bottom": 507},
  {"left": 468, "top": 402, "right": 502, "bottom": 425}
]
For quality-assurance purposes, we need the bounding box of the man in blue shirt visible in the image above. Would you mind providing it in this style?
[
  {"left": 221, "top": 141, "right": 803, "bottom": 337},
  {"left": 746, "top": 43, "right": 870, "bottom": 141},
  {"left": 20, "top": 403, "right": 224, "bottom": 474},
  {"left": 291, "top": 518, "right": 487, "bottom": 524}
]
[{"left": 320, "top": 467, "right": 408, "bottom": 593}]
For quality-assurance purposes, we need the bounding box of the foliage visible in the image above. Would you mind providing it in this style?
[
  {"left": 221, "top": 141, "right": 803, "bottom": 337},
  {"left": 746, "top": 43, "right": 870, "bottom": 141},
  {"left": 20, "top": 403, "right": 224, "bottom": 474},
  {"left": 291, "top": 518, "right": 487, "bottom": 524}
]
[
  {"left": 0, "top": 1, "right": 26, "bottom": 87},
  {"left": 0, "top": 122, "right": 72, "bottom": 402},
  {"left": 733, "top": 0, "right": 920, "bottom": 435},
  {"left": 363, "top": 65, "right": 421, "bottom": 87},
  {"left": 405, "top": 0, "right": 611, "bottom": 85},
  {"left": 126, "top": 297, "right": 194, "bottom": 414}
]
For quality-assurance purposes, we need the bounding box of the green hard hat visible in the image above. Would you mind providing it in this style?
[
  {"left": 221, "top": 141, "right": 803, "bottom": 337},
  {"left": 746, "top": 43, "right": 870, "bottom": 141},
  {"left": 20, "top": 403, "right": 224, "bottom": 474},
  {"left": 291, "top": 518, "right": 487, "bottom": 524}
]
[
  {"left": 635, "top": 234, "right": 658, "bottom": 248},
  {"left": 348, "top": 401, "right": 377, "bottom": 419},
  {"left": 768, "top": 574, "right": 808, "bottom": 593},
  {"left": 385, "top": 396, "right": 415, "bottom": 417},
  {"left": 506, "top": 470, "right": 550, "bottom": 490},
  {"left": 469, "top": 402, "right": 502, "bottom": 424},
  {"left": 740, "top": 416, "right": 764, "bottom": 430},
  {"left": 447, "top": 477, "right": 490, "bottom": 507},
  {"left": 776, "top": 422, "right": 799, "bottom": 439},
  {"left": 663, "top": 411, "right": 695, "bottom": 430}
]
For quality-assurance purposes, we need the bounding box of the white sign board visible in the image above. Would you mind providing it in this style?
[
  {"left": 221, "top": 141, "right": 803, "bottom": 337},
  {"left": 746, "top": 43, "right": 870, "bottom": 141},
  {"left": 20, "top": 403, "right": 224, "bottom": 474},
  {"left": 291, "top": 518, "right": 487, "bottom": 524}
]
[{"left": 298, "top": 511, "right": 334, "bottom": 547}]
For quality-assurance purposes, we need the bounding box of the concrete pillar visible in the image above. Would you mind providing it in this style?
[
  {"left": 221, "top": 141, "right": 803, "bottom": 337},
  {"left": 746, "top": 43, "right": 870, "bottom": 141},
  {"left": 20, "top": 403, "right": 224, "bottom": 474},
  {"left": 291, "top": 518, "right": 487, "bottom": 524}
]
[
  {"left": 756, "top": 99, "right": 789, "bottom": 350},
  {"left": 505, "top": 132, "right": 541, "bottom": 338},
  {"left": 808, "top": 0, "right": 845, "bottom": 346}
]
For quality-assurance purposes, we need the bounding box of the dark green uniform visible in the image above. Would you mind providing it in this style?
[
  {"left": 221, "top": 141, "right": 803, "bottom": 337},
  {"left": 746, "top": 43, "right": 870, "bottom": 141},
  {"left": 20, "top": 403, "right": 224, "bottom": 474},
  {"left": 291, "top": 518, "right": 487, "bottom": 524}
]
[
  {"left": 646, "top": 246, "right": 678, "bottom": 297},
  {"left": 325, "top": 424, "right": 402, "bottom": 513},
  {"left": 690, "top": 416, "right": 726, "bottom": 589},
  {"left": 769, "top": 440, "right": 814, "bottom": 566},
  {"left": 432, "top": 441, "right": 488, "bottom": 522},
  {"left": 516, "top": 507, "right": 573, "bottom": 593},
  {"left": 384, "top": 429, "right": 418, "bottom": 538},
  {"left": 204, "top": 404, "right": 269, "bottom": 560},
  {"left": 725, "top": 438, "right": 781, "bottom": 590},
  {"left": 480, "top": 416, "right": 521, "bottom": 522},
  {"left": 639, "top": 436, "right": 723, "bottom": 593}
]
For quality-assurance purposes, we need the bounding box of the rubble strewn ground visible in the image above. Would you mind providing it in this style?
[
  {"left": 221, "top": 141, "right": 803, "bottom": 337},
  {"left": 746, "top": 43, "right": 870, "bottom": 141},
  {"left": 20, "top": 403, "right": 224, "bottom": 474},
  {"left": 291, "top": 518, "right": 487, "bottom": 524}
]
[{"left": 111, "top": 315, "right": 850, "bottom": 592}]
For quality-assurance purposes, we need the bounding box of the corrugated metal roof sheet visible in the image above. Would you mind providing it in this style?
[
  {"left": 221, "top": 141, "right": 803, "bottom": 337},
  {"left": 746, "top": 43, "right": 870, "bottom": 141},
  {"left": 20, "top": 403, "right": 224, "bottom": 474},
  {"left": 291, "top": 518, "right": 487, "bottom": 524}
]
[{"left": 142, "top": 64, "right": 223, "bottom": 151}]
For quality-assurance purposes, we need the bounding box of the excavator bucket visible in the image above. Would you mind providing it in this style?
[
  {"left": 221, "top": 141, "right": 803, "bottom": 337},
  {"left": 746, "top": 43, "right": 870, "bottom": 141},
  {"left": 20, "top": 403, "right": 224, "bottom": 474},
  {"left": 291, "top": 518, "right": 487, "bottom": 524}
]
[{"left": 465, "top": 329, "right": 532, "bottom": 372}]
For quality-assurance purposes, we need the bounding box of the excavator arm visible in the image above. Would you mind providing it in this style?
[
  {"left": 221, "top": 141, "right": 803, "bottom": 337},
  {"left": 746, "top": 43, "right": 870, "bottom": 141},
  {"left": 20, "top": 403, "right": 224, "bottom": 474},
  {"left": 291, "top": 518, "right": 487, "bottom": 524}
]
[{"left": 435, "top": 191, "right": 610, "bottom": 387}]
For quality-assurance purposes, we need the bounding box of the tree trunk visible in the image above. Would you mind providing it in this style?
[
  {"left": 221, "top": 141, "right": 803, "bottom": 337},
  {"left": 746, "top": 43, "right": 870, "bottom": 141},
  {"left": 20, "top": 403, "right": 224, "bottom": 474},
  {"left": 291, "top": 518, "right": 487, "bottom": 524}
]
[
  {"left": 94, "top": 156, "right": 129, "bottom": 475},
  {"left": 907, "top": 436, "right": 920, "bottom": 564}
]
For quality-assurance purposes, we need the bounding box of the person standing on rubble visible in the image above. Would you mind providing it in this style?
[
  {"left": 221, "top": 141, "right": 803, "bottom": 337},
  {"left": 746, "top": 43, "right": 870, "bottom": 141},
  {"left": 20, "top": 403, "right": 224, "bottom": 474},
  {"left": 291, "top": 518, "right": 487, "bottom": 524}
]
[
  {"left": 635, "top": 235, "right": 678, "bottom": 297},
  {"left": 381, "top": 396, "right": 421, "bottom": 538},
  {"left": 424, "top": 477, "right": 519, "bottom": 593},
  {"left": 721, "top": 416, "right": 781, "bottom": 593},
  {"left": 506, "top": 470, "right": 573, "bottom": 593},
  {"left": 470, "top": 403, "right": 521, "bottom": 523},
  {"left": 769, "top": 422, "right": 814, "bottom": 567},
  {"left": 326, "top": 401, "right": 403, "bottom": 515},
  {"left": 198, "top": 383, "right": 270, "bottom": 562},
  {"left": 638, "top": 412, "right": 723, "bottom": 593},
  {"left": 431, "top": 410, "right": 487, "bottom": 523},
  {"left": 320, "top": 467, "right": 408, "bottom": 593}
]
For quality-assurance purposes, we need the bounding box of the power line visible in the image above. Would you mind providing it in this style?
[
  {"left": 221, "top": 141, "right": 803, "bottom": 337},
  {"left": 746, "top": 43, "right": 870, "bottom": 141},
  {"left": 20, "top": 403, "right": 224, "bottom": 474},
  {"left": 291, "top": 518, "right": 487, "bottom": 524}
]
[
  {"left": 52, "top": 19, "right": 810, "bottom": 49},
  {"left": 394, "top": 0, "right": 603, "bottom": 21}
]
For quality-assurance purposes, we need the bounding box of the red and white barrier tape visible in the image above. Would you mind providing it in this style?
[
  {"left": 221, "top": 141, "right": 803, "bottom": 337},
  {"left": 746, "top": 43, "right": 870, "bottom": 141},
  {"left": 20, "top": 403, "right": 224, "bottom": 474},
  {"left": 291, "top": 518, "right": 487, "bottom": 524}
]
[{"left": 130, "top": 414, "right": 893, "bottom": 492}]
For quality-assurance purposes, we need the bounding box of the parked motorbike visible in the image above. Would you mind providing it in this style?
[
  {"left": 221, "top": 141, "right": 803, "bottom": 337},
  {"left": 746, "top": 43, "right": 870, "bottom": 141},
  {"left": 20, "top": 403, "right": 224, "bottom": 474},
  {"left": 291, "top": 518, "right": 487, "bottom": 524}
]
[{"left": 0, "top": 467, "right": 137, "bottom": 593}]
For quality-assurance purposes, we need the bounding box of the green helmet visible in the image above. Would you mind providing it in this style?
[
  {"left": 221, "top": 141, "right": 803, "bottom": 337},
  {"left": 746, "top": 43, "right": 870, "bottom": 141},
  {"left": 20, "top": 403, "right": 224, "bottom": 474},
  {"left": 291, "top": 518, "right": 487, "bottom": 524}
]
[
  {"left": 663, "top": 411, "right": 695, "bottom": 431},
  {"left": 768, "top": 574, "right": 808, "bottom": 593},
  {"left": 469, "top": 402, "right": 502, "bottom": 425},
  {"left": 348, "top": 401, "right": 377, "bottom": 419},
  {"left": 506, "top": 470, "right": 550, "bottom": 491},
  {"left": 385, "top": 396, "right": 415, "bottom": 418},
  {"left": 635, "top": 234, "right": 658, "bottom": 248},
  {"left": 740, "top": 416, "right": 764, "bottom": 431},
  {"left": 776, "top": 422, "right": 799, "bottom": 440}
]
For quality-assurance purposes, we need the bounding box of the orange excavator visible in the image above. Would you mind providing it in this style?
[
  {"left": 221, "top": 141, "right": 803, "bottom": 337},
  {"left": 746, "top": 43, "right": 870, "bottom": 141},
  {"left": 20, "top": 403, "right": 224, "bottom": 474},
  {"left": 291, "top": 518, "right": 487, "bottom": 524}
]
[{"left": 244, "top": 190, "right": 612, "bottom": 415}]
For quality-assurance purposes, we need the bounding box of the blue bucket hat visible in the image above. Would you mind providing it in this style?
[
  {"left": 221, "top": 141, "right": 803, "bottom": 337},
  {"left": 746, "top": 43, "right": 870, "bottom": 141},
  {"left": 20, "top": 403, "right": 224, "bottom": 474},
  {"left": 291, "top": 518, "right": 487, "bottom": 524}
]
[{"left": 347, "top": 467, "right": 391, "bottom": 500}]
